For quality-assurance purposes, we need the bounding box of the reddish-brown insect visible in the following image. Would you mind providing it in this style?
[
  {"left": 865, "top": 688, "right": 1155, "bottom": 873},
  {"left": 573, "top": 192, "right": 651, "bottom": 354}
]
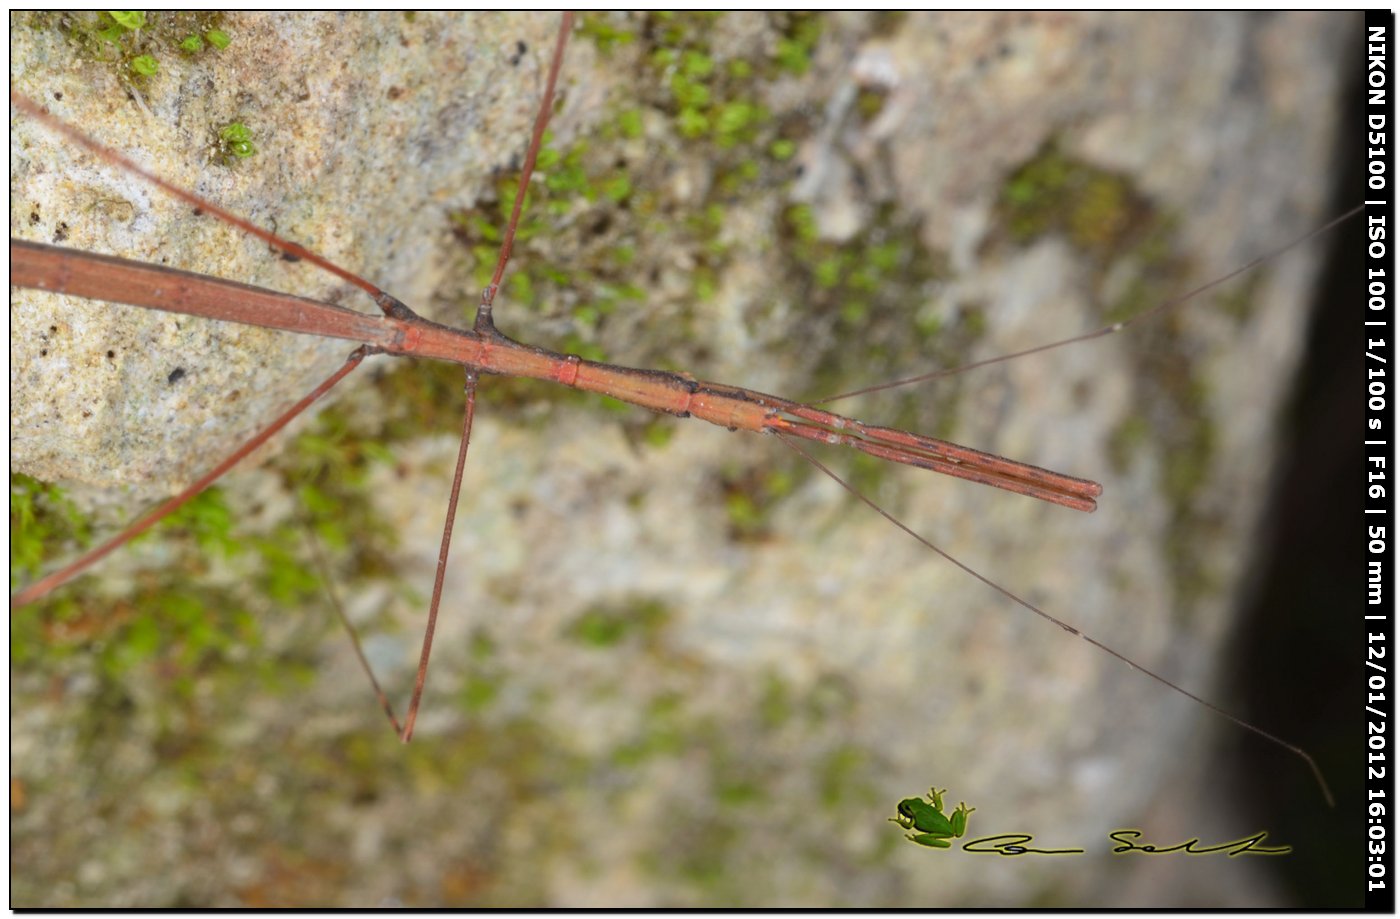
[{"left": 10, "top": 12, "right": 1361, "bottom": 907}]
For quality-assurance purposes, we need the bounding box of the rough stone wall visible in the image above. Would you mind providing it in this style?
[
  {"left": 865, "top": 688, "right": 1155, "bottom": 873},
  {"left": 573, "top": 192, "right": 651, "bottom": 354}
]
[{"left": 10, "top": 12, "right": 1353, "bottom": 907}]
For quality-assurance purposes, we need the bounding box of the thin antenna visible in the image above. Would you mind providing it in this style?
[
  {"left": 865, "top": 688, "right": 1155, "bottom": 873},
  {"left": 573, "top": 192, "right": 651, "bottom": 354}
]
[
  {"left": 776, "top": 431, "right": 1335, "bottom": 807},
  {"left": 814, "top": 203, "right": 1367, "bottom": 405}
]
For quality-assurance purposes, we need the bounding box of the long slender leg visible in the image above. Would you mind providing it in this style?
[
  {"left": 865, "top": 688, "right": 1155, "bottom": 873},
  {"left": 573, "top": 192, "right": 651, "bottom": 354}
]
[
  {"left": 10, "top": 347, "right": 372, "bottom": 609},
  {"left": 10, "top": 92, "right": 396, "bottom": 314},
  {"left": 398, "top": 370, "right": 479, "bottom": 742},
  {"left": 392, "top": 15, "right": 573, "bottom": 740},
  {"left": 476, "top": 11, "right": 574, "bottom": 330}
]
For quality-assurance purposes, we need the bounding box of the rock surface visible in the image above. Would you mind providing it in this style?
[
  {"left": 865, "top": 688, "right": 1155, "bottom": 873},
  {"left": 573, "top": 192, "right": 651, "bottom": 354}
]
[{"left": 11, "top": 11, "right": 1354, "bottom": 908}]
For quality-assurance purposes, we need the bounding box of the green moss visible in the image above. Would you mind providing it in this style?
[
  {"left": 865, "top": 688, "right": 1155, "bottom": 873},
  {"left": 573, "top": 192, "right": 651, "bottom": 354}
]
[
  {"left": 1213, "top": 270, "right": 1263, "bottom": 325},
  {"left": 611, "top": 691, "right": 692, "bottom": 766},
  {"left": 718, "top": 457, "right": 804, "bottom": 542},
  {"left": 856, "top": 86, "right": 889, "bottom": 122},
  {"left": 13, "top": 484, "right": 282, "bottom": 699},
  {"left": 869, "top": 11, "right": 910, "bottom": 36},
  {"left": 459, "top": 672, "right": 504, "bottom": 714},
  {"left": 566, "top": 596, "right": 673, "bottom": 647},
  {"left": 108, "top": 11, "right": 146, "bottom": 30},
  {"left": 998, "top": 142, "right": 1146, "bottom": 260},
  {"left": 354, "top": 359, "right": 470, "bottom": 441},
  {"left": 639, "top": 417, "right": 676, "bottom": 449},
  {"left": 451, "top": 13, "right": 958, "bottom": 530},
  {"left": 18, "top": 475, "right": 893, "bottom": 904},
  {"left": 9, "top": 476, "right": 271, "bottom": 688},
  {"left": 816, "top": 743, "right": 870, "bottom": 809},
  {"left": 576, "top": 14, "right": 637, "bottom": 56},
  {"left": 777, "top": 202, "right": 960, "bottom": 448},
  {"left": 1105, "top": 415, "right": 1150, "bottom": 475},
  {"left": 443, "top": 12, "right": 845, "bottom": 426},
  {"left": 757, "top": 670, "right": 795, "bottom": 728},
  {"left": 28, "top": 11, "right": 252, "bottom": 177},
  {"left": 154, "top": 487, "right": 238, "bottom": 556},
  {"left": 10, "top": 343, "right": 440, "bottom": 747},
  {"left": 128, "top": 53, "right": 158, "bottom": 76},
  {"left": 611, "top": 666, "right": 884, "bottom": 902},
  {"left": 39, "top": 11, "right": 230, "bottom": 92},
  {"left": 10, "top": 474, "right": 90, "bottom": 593},
  {"left": 774, "top": 14, "right": 822, "bottom": 75},
  {"left": 217, "top": 121, "right": 256, "bottom": 161},
  {"left": 994, "top": 140, "right": 1232, "bottom": 622}
]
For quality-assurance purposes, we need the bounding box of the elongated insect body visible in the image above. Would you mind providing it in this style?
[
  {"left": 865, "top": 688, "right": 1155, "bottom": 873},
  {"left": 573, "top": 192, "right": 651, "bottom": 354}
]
[{"left": 10, "top": 12, "right": 1356, "bottom": 907}]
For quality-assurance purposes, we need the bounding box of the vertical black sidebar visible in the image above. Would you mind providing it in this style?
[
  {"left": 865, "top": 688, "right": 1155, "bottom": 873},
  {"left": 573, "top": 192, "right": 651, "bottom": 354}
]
[{"left": 1365, "top": 8, "right": 1396, "bottom": 913}]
